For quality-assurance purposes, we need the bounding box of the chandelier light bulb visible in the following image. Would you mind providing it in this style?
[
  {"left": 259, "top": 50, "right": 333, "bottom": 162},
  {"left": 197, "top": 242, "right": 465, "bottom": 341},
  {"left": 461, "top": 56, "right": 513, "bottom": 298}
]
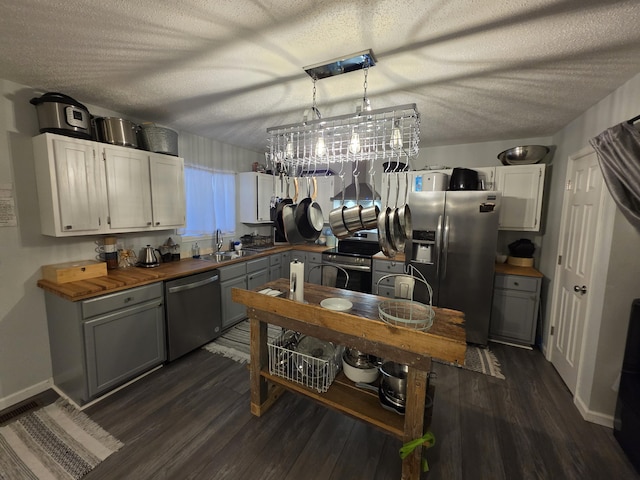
[
  {"left": 316, "top": 135, "right": 327, "bottom": 157},
  {"left": 285, "top": 135, "right": 294, "bottom": 159},
  {"left": 390, "top": 123, "right": 402, "bottom": 150},
  {"left": 349, "top": 129, "right": 361, "bottom": 154}
]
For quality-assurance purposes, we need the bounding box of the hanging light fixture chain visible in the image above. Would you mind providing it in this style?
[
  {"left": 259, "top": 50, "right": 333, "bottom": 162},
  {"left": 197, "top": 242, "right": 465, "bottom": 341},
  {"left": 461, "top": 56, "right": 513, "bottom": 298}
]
[{"left": 362, "top": 58, "right": 371, "bottom": 111}]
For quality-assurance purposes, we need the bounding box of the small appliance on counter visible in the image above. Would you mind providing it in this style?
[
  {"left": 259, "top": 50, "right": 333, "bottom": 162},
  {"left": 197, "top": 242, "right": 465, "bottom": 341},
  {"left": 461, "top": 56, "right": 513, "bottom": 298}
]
[
  {"left": 448, "top": 167, "right": 480, "bottom": 191},
  {"left": 137, "top": 245, "right": 160, "bottom": 268},
  {"left": 30, "top": 92, "right": 92, "bottom": 140}
]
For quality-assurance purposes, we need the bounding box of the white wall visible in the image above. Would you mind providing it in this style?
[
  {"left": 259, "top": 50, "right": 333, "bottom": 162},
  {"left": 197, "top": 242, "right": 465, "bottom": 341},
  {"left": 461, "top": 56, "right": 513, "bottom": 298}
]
[{"left": 0, "top": 78, "right": 261, "bottom": 409}]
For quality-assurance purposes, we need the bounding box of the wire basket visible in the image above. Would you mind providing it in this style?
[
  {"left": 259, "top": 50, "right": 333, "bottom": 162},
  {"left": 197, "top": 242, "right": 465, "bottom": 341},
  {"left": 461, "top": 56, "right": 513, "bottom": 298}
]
[
  {"left": 268, "top": 331, "right": 342, "bottom": 393},
  {"left": 376, "top": 265, "right": 435, "bottom": 331},
  {"left": 378, "top": 298, "right": 435, "bottom": 331}
]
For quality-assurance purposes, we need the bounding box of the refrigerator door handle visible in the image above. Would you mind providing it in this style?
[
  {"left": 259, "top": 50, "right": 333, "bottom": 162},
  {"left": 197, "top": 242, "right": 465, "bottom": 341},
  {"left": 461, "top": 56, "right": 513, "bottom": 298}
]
[
  {"left": 435, "top": 214, "right": 443, "bottom": 277},
  {"left": 442, "top": 215, "right": 450, "bottom": 279}
]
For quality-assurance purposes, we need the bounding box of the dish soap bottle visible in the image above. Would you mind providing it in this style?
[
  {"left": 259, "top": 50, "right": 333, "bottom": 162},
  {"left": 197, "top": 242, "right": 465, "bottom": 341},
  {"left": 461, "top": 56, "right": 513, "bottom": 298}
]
[{"left": 192, "top": 242, "right": 200, "bottom": 258}]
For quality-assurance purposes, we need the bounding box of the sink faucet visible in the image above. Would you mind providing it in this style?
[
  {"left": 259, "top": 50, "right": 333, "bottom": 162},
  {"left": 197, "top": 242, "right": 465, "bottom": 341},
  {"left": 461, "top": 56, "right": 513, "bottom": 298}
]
[{"left": 216, "top": 229, "right": 223, "bottom": 251}]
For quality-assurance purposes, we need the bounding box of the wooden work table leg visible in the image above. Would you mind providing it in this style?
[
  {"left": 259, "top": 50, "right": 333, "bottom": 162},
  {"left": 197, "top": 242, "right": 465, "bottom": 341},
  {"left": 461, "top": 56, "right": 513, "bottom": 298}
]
[
  {"left": 249, "top": 315, "right": 269, "bottom": 416},
  {"left": 249, "top": 313, "right": 285, "bottom": 416},
  {"left": 402, "top": 363, "right": 431, "bottom": 480}
]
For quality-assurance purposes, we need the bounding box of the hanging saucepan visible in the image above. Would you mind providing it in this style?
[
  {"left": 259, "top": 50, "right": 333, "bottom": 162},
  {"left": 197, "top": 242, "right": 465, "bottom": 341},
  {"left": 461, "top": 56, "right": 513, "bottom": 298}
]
[
  {"left": 385, "top": 163, "right": 405, "bottom": 252},
  {"left": 274, "top": 175, "right": 293, "bottom": 239},
  {"left": 294, "top": 176, "right": 323, "bottom": 241},
  {"left": 378, "top": 173, "right": 396, "bottom": 257},
  {"left": 396, "top": 169, "right": 412, "bottom": 247},
  {"left": 360, "top": 164, "right": 379, "bottom": 230},
  {"left": 283, "top": 204, "right": 306, "bottom": 245},
  {"left": 329, "top": 171, "right": 350, "bottom": 239}
]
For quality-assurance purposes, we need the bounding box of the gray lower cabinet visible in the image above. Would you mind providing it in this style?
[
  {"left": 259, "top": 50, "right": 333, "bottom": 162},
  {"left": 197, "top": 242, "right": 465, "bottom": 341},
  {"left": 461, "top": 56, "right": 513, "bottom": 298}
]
[
  {"left": 219, "top": 262, "right": 248, "bottom": 330},
  {"left": 247, "top": 257, "right": 269, "bottom": 289},
  {"left": 45, "top": 283, "right": 165, "bottom": 406},
  {"left": 281, "top": 251, "right": 291, "bottom": 279},
  {"left": 372, "top": 259, "right": 406, "bottom": 297},
  {"left": 269, "top": 252, "right": 282, "bottom": 281},
  {"left": 490, "top": 274, "right": 541, "bottom": 346},
  {"left": 306, "top": 251, "right": 323, "bottom": 284}
]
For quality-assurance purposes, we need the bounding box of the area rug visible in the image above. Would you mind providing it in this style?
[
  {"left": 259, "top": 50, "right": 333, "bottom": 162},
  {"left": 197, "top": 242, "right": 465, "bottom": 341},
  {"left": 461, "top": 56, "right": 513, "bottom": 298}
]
[
  {"left": 204, "top": 320, "right": 505, "bottom": 380},
  {"left": 434, "top": 346, "right": 505, "bottom": 380},
  {"left": 0, "top": 398, "right": 123, "bottom": 479},
  {"left": 203, "top": 320, "right": 282, "bottom": 364}
]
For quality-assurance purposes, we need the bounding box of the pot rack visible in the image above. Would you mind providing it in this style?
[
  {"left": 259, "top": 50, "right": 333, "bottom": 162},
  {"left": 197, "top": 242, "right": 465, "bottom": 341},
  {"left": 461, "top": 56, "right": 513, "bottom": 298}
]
[{"left": 266, "top": 49, "right": 420, "bottom": 170}]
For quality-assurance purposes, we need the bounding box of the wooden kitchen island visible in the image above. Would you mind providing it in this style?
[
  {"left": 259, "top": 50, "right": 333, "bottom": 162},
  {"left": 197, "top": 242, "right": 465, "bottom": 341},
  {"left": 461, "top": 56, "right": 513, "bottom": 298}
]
[{"left": 232, "top": 279, "right": 466, "bottom": 480}]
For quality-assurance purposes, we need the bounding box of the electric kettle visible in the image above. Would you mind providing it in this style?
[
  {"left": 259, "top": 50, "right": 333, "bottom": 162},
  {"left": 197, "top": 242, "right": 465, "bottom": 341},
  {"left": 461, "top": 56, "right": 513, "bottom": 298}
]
[{"left": 138, "top": 245, "right": 160, "bottom": 268}]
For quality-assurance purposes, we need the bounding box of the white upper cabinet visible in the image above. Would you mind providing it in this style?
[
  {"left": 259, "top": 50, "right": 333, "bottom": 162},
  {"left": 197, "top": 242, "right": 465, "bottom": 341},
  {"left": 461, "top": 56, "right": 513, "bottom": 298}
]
[
  {"left": 238, "top": 172, "right": 276, "bottom": 223},
  {"left": 33, "top": 133, "right": 185, "bottom": 236},
  {"left": 495, "top": 164, "right": 546, "bottom": 231},
  {"left": 33, "top": 134, "right": 107, "bottom": 236},
  {"left": 104, "top": 145, "right": 153, "bottom": 229},
  {"left": 149, "top": 154, "right": 185, "bottom": 228}
]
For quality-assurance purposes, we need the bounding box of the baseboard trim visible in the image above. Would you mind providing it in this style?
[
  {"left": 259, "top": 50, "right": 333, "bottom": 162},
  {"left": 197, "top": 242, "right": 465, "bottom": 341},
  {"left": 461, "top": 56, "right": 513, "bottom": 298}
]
[
  {"left": 53, "top": 364, "right": 163, "bottom": 411},
  {"left": 0, "top": 379, "right": 53, "bottom": 411},
  {"left": 574, "top": 394, "right": 614, "bottom": 428}
]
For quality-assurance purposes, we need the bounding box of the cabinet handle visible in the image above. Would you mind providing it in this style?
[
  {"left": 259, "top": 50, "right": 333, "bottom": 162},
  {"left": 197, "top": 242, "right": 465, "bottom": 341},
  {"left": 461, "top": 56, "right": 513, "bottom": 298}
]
[
  {"left": 147, "top": 221, "right": 152, "bottom": 226},
  {"left": 155, "top": 222, "right": 160, "bottom": 226},
  {"left": 124, "top": 297, "right": 133, "bottom": 303},
  {"left": 513, "top": 281, "right": 519, "bottom": 286},
  {"left": 65, "top": 225, "right": 72, "bottom": 230}
]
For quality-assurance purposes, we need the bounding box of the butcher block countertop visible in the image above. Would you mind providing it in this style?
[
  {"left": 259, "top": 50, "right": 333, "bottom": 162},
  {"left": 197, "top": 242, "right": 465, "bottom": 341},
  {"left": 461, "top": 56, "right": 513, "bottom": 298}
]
[{"left": 37, "top": 244, "right": 327, "bottom": 302}]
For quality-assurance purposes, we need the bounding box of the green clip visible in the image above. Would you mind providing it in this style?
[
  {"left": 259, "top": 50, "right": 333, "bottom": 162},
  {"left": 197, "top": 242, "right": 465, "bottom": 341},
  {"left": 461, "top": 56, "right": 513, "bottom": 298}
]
[{"left": 399, "top": 431, "right": 435, "bottom": 472}]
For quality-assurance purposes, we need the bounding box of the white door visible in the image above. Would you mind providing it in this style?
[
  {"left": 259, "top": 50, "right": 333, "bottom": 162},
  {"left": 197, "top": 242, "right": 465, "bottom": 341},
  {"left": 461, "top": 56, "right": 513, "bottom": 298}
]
[{"left": 550, "top": 149, "right": 604, "bottom": 393}]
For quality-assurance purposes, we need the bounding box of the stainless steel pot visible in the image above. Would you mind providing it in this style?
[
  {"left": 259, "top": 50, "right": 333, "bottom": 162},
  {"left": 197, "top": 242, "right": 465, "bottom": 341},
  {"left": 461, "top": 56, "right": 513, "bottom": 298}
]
[
  {"left": 95, "top": 117, "right": 139, "bottom": 148},
  {"left": 30, "top": 92, "right": 92, "bottom": 139},
  {"left": 380, "top": 361, "right": 409, "bottom": 405}
]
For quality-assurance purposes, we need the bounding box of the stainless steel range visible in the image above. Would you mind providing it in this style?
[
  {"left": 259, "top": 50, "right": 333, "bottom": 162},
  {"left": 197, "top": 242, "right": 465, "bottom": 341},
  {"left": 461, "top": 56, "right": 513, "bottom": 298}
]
[{"left": 322, "top": 231, "right": 380, "bottom": 293}]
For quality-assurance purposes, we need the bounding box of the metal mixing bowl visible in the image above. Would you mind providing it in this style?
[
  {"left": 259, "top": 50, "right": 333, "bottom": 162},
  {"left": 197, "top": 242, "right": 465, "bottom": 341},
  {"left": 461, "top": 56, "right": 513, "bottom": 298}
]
[{"left": 497, "top": 145, "right": 549, "bottom": 165}]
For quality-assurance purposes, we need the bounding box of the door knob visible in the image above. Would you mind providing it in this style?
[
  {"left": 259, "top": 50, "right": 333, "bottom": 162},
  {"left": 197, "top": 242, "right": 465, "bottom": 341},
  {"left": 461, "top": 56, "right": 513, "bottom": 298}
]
[{"left": 573, "top": 285, "right": 587, "bottom": 294}]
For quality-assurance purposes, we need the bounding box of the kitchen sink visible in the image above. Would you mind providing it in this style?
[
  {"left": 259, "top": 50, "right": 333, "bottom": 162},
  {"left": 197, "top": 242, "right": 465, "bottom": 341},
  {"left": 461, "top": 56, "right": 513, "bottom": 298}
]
[{"left": 199, "top": 250, "right": 259, "bottom": 263}]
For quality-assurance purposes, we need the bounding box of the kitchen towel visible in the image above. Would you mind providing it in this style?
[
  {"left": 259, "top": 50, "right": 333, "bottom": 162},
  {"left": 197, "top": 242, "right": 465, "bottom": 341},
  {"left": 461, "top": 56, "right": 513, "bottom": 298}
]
[{"left": 289, "top": 260, "right": 305, "bottom": 302}]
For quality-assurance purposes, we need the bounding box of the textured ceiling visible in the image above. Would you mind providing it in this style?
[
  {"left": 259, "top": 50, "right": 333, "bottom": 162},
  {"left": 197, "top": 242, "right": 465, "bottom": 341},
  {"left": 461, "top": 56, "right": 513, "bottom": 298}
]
[{"left": 1, "top": 0, "right": 640, "bottom": 153}]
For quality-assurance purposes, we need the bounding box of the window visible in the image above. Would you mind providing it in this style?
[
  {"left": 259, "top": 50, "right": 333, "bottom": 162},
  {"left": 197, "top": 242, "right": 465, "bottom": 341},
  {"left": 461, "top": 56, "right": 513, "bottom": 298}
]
[{"left": 181, "top": 166, "right": 235, "bottom": 237}]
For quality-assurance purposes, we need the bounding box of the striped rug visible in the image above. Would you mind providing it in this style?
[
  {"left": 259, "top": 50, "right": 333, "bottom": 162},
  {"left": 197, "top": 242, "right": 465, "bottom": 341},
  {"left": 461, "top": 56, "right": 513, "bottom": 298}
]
[
  {"left": 204, "top": 320, "right": 505, "bottom": 380},
  {"left": 0, "top": 398, "right": 123, "bottom": 479},
  {"left": 203, "top": 320, "right": 282, "bottom": 364},
  {"left": 433, "top": 345, "right": 505, "bottom": 380}
]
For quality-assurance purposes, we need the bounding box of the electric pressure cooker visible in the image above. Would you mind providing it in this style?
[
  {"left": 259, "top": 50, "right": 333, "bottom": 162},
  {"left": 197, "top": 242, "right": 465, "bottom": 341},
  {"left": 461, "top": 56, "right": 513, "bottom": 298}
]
[{"left": 29, "top": 92, "right": 92, "bottom": 139}]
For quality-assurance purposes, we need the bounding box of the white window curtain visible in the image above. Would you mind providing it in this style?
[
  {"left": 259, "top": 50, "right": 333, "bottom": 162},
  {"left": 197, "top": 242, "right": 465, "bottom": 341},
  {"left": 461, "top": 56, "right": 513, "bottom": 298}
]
[{"left": 181, "top": 166, "right": 235, "bottom": 237}]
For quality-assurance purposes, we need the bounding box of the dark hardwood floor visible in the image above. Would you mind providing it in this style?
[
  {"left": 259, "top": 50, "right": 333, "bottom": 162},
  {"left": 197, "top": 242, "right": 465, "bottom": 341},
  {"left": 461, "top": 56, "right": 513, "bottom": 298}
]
[{"left": 75, "top": 343, "right": 638, "bottom": 480}]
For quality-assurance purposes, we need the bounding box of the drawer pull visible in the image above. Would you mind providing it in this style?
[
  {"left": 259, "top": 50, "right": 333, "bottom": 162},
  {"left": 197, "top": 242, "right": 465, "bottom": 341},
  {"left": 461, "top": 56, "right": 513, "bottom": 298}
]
[
  {"left": 513, "top": 282, "right": 519, "bottom": 286},
  {"left": 124, "top": 297, "right": 133, "bottom": 303}
]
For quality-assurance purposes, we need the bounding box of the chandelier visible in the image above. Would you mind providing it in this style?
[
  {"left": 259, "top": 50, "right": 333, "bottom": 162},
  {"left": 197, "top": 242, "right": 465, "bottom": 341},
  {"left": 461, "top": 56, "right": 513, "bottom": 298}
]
[{"left": 266, "top": 50, "right": 420, "bottom": 169}]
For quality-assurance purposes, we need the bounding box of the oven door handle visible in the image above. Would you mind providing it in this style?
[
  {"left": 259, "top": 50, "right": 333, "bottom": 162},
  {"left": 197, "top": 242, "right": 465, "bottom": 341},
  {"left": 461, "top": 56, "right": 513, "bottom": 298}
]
[{"left": 328, "top": 264, "right": 371, "bottom": 272}]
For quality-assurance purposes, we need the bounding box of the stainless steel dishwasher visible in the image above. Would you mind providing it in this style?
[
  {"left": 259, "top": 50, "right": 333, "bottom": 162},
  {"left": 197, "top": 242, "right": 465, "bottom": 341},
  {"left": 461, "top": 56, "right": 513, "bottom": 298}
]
[{"left": 165, "top": 270, "right": 222, "bottom": 361}]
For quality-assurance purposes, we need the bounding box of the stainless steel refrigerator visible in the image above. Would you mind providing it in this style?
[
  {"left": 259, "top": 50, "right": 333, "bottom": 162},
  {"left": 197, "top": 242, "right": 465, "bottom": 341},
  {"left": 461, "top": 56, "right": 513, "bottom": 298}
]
[{"left": 407, "top": 191, "right": 501, "bottom": 345}]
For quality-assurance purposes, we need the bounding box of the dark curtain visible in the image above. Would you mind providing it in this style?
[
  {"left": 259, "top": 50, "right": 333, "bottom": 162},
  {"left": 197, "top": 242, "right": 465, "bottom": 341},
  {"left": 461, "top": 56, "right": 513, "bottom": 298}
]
[{"left": 589, "top": 122, "right": 640, "bottom": 232}]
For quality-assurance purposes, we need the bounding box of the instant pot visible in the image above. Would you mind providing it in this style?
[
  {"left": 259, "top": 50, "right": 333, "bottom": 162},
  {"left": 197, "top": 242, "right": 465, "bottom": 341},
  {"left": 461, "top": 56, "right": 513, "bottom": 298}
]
[{"left": 30, "top": 92, "right": 92, "bottom": 139}]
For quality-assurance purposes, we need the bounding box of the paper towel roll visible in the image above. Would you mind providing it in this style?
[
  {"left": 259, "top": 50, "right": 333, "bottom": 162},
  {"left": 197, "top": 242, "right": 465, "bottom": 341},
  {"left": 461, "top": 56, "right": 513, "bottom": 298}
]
[{"left": 290, "top": 260, "right": 305, "bottom": 302}]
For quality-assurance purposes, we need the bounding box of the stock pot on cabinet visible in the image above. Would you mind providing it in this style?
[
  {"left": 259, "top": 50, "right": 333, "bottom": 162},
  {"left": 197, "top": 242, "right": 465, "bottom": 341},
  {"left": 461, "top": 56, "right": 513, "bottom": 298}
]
[{"left": 94, "top": 117, "right": 139, "bottom": 148}]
